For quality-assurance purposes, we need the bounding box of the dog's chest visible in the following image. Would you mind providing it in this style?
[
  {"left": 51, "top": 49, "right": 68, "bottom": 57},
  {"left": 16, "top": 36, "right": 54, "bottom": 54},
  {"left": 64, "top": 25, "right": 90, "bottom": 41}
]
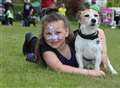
[{"left": 75, "top": 35, "right": 101, "bottom": 58}]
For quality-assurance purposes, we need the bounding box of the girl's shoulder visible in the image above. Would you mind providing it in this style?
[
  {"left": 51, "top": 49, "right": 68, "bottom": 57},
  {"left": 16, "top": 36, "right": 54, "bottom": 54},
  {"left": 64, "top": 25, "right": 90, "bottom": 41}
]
[
  {"left": 98, "top": 28, "right": 104, "bottom": 34},
  {"left": 98, "top": 29, "right": 105, "bottom": 38},
  {"left": 98, "top": 29, "right": 105, "bottom": 44},
  {"left": 39, "top": 40, "right": 56, "bottom": 55}
]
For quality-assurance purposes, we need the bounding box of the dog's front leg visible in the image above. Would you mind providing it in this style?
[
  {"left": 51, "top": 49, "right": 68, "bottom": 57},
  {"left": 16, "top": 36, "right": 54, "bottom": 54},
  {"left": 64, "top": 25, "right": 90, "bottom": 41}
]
[
  {"left": 75, "top": 36, "right": 84, "bottom": 68},
  {"left": 95, "top": 52, "right": 101, "bottom": 70},
  {"left": 76, "top": 53, "right": 84, "bottom": 68}
]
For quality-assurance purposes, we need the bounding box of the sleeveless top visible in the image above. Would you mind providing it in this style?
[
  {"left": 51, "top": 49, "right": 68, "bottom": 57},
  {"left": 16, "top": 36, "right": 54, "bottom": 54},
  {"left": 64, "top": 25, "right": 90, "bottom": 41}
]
[{"left": 39, "top": 39, "right": 79, "bottom": 67}]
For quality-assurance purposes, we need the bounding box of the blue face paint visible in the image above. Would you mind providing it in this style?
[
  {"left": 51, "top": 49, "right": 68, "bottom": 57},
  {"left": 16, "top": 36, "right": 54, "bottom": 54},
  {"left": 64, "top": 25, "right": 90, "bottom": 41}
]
[{"left": 46, "top": 24, "right": 63, "bottom": 42}]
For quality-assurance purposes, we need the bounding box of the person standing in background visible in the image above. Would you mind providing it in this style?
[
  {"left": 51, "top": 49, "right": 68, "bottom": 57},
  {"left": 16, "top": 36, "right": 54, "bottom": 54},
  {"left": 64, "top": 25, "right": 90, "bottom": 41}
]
[
  {"left": 2, "top": 0, "right": 14, "bottom": 25},
  {"left": 58, "top": 3, "right": 66, "bottom": 16},
  {"left": 6, "top": 8, "right": 14, "bottom": 25},
  {"left": 22, "top": 0, "right": 34, "bottom": 27},
  {"left": 4, "top": 0, "right": 15, "bottom": 14},
  {"left": 41, "top": 0, "right": 57, "bottom": 16},
  {"left": 41, "top": 0, "right": 57, "bottom": 9},
  {"left": 90, "top": 0, "right": 100, "bottom": 13}
]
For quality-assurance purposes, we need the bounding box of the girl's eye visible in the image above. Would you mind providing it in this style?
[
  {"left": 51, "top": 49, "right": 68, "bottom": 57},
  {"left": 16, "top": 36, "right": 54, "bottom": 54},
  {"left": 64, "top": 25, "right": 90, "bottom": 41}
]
[
  {"left": 84, "top": 14, "right": 89, "bottom": 17},
  {"left": 56, "top": 32, "right": 61, "bottom": 34},
  {"left": 47, "top": 32, "right": 52, "bottom": 35}
]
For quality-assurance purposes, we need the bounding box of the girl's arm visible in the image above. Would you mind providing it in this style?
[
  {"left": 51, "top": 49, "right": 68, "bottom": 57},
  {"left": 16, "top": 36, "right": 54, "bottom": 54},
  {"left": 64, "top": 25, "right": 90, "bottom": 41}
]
[
  {"left": 99, "top": 29, "right": 108, "bottom": 71},
  {"left": 43, "top": 51, "right": 105, "bottom": 77}
]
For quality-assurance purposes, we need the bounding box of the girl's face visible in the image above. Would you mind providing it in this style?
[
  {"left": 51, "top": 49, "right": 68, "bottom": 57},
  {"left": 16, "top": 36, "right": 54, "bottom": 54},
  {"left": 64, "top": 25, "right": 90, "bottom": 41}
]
[{"left": 43, "top": 20, "right": 69, "bottom": 49}]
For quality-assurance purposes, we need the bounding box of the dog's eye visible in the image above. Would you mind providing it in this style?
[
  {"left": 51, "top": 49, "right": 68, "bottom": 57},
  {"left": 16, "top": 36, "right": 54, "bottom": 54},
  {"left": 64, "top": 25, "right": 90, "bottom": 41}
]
[
  {"left": 84, "top": 14, "right": 89, "bottom": 17},
  {"left": 94, "top": 14, "right": 98, "bottom": 17}
]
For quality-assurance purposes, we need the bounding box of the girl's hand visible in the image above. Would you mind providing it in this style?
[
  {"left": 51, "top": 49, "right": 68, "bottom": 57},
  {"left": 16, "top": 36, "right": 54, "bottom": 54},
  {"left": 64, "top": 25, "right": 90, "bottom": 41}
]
[
  {"left": 88, "top": 69, "right": 105, "bottom": 77},
  {"left": 100, "top": 58, "right": 108, "bottom": 72}
]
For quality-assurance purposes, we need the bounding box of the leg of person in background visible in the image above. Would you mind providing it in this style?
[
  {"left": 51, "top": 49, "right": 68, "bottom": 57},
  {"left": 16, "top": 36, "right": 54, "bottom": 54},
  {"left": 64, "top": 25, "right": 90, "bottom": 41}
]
[
  {"left": 29, "top": 16, "right": 36, "bottom": 27},
  {"left": 32, "top": 17, "right": 36, "bottom": 27},
  {"left": 8, "top": 18, "right": 13, "bottom": 25},
  {"left": 111, "top": 20, "right": 116, "bottom": 29},
  {"left": 118, "top": 16, "right": 120, "bottom": 27},
  {"left": 114, "top": 16, "right": 119, "bottom": 27},
  {"left": 32, "top": 20, "right": 36, "bottom": 27},
  {"left": 5, "top": 15, "right": 9, "bottom": 25},
  {"left": 23, "top": 17, "right": 30, "bottom": 27}
]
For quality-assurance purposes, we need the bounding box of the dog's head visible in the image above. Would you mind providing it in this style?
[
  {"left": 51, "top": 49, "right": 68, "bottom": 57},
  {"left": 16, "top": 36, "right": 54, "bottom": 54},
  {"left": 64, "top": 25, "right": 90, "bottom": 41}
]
[{"left": 77, "top": 9, "right": 100, "bottom": 28}]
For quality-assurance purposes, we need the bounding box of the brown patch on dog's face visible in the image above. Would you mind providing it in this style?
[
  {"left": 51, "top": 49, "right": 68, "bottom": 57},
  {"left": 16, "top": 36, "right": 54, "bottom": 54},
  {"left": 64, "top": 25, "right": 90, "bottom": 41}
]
[{"left": 77, "top": 9, "right": 100, "bottom": 27}]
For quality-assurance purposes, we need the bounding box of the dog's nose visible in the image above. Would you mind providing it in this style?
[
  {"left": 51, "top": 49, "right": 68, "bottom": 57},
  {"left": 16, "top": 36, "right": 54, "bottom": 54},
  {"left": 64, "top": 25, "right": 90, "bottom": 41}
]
[{"left": 91, "top": 19, "right": 96, "bottom": 23}]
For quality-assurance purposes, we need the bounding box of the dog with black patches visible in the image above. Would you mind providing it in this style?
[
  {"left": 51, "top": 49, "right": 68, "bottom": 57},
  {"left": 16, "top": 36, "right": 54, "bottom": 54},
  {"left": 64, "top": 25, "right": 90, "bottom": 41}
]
[{"left": 75, "top": 9, "right": 117, "bottom": 74}]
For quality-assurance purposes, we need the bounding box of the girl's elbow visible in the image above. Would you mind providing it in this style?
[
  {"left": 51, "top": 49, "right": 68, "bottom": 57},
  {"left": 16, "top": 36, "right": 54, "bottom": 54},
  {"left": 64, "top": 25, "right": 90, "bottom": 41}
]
[{"left": 50, "top": 65, "right": 64, "bottom": 72}]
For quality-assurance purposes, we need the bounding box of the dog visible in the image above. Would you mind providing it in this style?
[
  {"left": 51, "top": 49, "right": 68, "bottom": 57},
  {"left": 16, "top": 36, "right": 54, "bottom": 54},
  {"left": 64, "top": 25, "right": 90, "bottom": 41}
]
[{"left": 75, "top": 9, "right": 117, "bottom": 74}]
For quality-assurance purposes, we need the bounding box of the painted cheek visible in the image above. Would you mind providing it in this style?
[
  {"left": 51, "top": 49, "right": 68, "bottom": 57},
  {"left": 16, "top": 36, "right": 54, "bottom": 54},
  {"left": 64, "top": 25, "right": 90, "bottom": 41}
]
[
  {"left": 46, "top": 24, "right": 64, "bottom": 42},
  {"left": 47, "top": 33, "right": 63, "bottom": 42}
]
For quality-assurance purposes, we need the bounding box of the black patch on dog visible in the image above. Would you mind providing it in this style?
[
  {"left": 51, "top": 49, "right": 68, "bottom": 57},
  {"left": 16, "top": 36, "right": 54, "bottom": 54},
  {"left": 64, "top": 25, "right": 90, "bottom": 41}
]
[{"left": 78, "top": 30, "right": 99, "bottom": 40}]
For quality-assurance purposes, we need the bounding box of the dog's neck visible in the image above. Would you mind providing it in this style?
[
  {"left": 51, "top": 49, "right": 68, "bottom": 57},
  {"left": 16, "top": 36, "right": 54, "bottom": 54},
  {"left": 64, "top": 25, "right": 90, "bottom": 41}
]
[
  {"left": 80, "top": 25, "right": 97, "bottom": 35},
  {"left": 79, "top": 25, "right": 98, "bottom": 40}
]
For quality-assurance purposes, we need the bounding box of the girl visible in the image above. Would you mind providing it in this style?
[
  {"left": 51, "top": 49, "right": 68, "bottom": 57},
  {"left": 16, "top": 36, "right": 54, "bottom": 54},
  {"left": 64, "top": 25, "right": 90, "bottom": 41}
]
[
  {"left": 23, "top": 13, "right": 106, "bottom": 77},
  {"left": 58, "top": 3, "right": 66, "bottom": 16}
]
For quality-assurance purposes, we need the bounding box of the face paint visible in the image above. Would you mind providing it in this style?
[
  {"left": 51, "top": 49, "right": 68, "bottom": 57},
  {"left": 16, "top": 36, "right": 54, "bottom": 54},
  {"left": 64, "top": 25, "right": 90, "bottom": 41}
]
[{"left": 46, "top": 24, "right": 63, "bottom": 42}]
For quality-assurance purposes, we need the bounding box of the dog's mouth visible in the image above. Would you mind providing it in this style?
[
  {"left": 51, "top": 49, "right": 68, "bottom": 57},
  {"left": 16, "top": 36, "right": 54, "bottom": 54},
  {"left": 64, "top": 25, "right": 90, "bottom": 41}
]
[
  {"left": 90, "top": 19, "right": 97, "bottom": 26},
  {"left": 90, "top": 23, "right": 96, "bottom": 26}
]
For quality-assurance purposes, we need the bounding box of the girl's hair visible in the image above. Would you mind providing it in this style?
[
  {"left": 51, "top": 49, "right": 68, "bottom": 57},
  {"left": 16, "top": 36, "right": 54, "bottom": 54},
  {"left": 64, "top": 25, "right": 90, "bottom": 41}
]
[
  {"left": 35, "top": 13, "right": 74, "bottom": 59},
  {"left": 41, "top": 12, "right": 69, "bottom": 34}
]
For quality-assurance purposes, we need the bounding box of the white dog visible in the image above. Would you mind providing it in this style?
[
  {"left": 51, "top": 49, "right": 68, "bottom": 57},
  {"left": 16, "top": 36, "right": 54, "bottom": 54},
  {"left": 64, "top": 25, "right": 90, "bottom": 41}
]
[{"left": 75, "top": 9, "right": 117, "bottom": 74}]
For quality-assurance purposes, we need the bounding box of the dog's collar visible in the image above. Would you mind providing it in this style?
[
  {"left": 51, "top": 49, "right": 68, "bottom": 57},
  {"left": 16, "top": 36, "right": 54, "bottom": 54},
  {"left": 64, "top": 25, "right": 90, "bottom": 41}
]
[
  {"left": 83, "top": 56, "right": 95, "bottom": 62},
  {"left": 78, "top": 30, "right": 98, "bottom": 40}
]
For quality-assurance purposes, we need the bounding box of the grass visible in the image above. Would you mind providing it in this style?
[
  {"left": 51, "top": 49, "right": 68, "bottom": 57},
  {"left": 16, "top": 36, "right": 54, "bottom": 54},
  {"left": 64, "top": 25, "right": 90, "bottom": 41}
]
[{"left": 0, "top": 22, "right": 120, "bottom": 88}]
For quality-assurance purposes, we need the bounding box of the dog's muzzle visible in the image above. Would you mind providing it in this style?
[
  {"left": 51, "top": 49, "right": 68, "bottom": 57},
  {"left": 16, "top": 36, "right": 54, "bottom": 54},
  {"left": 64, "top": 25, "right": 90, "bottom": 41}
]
[{"left": 90, "top": 19, "right": 96, "bottom": 26}]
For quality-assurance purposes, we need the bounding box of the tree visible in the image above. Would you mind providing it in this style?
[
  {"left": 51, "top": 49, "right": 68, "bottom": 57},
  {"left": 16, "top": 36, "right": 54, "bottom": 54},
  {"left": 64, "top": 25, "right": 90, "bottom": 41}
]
[
  {"left": 107, "top": 0, "right": 120, "bottom": 7},
  {"left": 12, "top": 0, "right": 23, "bottom": 3},
  {"left": 63, "top": 0, "right": 85, "bottom": 16}
]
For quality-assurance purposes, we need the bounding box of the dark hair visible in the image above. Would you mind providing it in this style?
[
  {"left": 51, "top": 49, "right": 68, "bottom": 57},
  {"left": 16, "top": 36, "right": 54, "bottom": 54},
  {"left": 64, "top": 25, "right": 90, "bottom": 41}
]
[
  {"left": 41, "top": 12, "right": 69, "bottom": 33},
  {"left": 35, "top": 13, "right": 74, "bottom": 59}
]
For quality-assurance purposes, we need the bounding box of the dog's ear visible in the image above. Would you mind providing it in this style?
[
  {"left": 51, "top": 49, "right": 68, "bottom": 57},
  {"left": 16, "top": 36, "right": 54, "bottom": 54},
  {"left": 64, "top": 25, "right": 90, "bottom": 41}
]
[
  {"left": 76, "top": 2, "right": 90, "bottom": 19},
  {"left": 76, "top": 10, "right": 81, "bottom": 22}
]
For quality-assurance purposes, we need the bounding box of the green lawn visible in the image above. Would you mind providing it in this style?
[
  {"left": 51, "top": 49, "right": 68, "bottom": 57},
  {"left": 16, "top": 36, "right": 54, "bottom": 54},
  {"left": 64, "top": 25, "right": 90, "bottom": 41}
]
[{"left": 0, "top": 22, "right": 120, "bottom": 88}]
